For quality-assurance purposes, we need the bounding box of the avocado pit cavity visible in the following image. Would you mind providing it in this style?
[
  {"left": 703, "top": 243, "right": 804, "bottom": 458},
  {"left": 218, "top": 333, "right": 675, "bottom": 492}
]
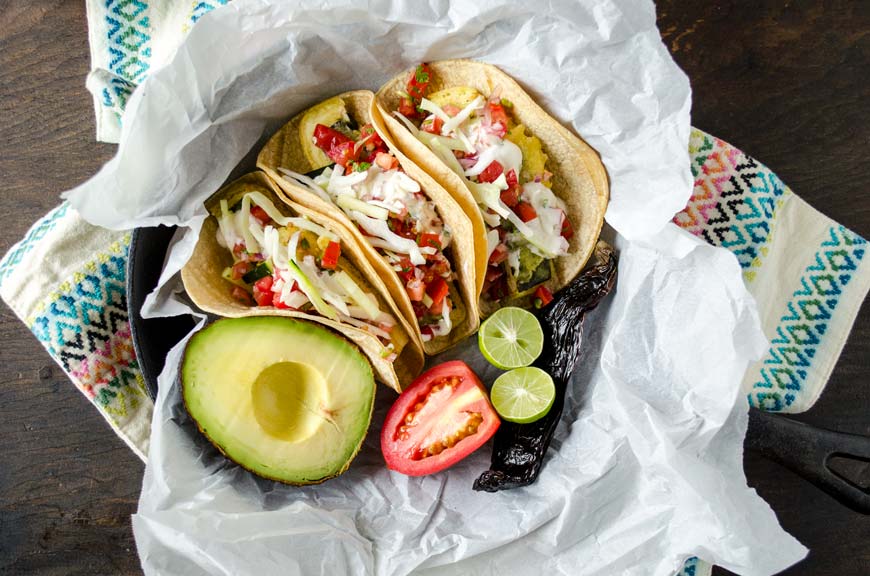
[{"left": 251, "top": 361, "right": 328, "bottom": 442}]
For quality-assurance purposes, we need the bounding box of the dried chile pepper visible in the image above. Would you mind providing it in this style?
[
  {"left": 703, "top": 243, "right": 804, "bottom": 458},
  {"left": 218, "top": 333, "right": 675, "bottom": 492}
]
[{"left": 473, "top": 241, "right": 618, "bottom": 492}]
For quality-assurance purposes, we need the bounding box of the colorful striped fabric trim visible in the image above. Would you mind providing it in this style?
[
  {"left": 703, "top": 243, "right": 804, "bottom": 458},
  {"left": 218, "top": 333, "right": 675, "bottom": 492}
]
[
  {"left": 3, "top": 126, "right": 864, "bottom": 573},
  {"left": 0, "top": 203, "right": 70, "bottom": 285}
]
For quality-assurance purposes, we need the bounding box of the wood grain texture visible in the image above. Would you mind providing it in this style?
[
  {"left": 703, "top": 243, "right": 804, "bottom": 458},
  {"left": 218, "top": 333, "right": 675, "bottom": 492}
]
[
  {"left": 0, "top": 2, "right": 867, "bottom": 575},
  {"left": 0, "top": 2, "right": 142, "bottom": 575},
  {"left": 654, "top": 2, "right": 870, "bottom": 574}
]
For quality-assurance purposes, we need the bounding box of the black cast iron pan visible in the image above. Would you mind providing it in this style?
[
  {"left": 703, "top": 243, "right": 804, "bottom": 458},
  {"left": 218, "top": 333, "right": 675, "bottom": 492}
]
[{"left": 126, "top": 226, "right": 870, "bottom": 513}]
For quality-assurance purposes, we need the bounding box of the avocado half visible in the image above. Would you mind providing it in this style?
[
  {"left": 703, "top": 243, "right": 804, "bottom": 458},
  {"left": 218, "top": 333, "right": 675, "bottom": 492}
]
[{"left": 181, "top": 316, "right": 376, "bottom": 485}]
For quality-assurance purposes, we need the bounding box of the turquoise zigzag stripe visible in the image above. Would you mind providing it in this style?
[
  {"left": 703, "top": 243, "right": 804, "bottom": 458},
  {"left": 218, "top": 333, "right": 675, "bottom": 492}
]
[
  {"left": 676, "top": 556, "right": 699, "bottom": 576},
  {"left": 105, "top": 0, "right": 152, "bottom": 84},
  {"left": 749, "top": 225, "right": 867, "bottom": 410},
  {"left": 700, "top": 156, "right": 787, "bottom": 272},
  {"left": 0, "top": 203, "right": 70, "bottom": 287},
  {"left": 190, "top": 0, "right": 229, "bottom": 25}
]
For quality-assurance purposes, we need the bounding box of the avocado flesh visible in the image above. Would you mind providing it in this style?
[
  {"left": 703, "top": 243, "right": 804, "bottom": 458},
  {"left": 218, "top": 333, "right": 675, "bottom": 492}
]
[{"left": 182, "top": 316, "right": 375, "bottom": 485}]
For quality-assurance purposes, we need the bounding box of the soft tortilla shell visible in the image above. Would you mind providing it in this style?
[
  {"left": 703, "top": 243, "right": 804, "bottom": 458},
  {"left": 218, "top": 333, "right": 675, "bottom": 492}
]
[
  {"left": 375, "top": 60, "right": 609, "bottom": 314},
  {"left": 181, "top": 172, "right": 423, "bottom": 392},
  {"left": 257, "top": 92, "right": 479, "bottom": 356}
]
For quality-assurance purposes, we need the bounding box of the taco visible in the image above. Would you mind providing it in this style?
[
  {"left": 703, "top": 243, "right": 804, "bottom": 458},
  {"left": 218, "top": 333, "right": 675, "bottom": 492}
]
[
  {"left": 374, "top": 60, "right": 609, "bottom": 316},
  {"left": 181, "top": 172, "right": 423, "bottom": 392},
  {"left": 256, "top": 91, "right": 479, "bottom": 355}
]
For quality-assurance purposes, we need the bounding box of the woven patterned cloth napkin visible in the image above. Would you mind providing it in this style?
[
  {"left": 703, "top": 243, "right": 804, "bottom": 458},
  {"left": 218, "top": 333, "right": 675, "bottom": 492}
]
[
  {"left": 5, "top": 2, "right": 865, "bottom": 574},
  {"left": 85, "top": 0, "right": 228, "bottom": 142},
  {"left": 2, "top": 129, "right": 867, "bottom": 575}
]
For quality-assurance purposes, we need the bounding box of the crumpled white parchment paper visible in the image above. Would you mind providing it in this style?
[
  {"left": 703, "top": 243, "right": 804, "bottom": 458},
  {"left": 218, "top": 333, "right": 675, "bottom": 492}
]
[{"left": 64, "top": 1, "right": 808, "bottom": 574}]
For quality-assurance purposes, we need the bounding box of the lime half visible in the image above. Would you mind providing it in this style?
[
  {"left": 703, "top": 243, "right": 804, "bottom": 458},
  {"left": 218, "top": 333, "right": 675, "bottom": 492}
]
[
  {"left": 478, "top": 307, "right": 544, "bottom": 370},
  {"left": 490, "top": 367, "right": 555, "bottom": 424}
]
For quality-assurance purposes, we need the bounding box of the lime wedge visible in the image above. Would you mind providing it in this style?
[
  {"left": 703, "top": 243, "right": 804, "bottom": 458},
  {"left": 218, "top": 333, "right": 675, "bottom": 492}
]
[
  {"left": 490, "top": 367, "right": 555, "bottom": 424},
  {"left": 478, "top": 307, "right": 544, "bottom": 370}
]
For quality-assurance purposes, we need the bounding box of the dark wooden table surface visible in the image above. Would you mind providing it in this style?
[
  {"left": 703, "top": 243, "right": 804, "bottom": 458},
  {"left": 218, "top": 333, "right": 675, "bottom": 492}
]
[{"left": 0, "top": 2, "right": 867, "bottom": 575}]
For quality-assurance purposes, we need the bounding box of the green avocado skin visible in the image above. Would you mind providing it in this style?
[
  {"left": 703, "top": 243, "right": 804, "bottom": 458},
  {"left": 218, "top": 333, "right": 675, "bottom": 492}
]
[{"left": 181, "top": 316, "right": 376, "bottom": 485}]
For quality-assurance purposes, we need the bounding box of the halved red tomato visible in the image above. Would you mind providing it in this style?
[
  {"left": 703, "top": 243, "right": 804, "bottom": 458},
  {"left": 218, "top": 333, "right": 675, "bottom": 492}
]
[{"left": 381, "top": 361, "right": 500, "bottom": 476}]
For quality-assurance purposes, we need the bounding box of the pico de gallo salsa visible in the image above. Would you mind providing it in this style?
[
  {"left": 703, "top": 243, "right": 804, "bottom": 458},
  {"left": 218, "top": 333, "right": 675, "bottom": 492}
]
[
  {"left": 282, "top": 115, "right": 460, "bottom": 343},
  {"left": 393, "top": 63, "right": 573, "bottom": 311},
  {"left": 215, "top": 190, "right": 399, "bottom": 359}
]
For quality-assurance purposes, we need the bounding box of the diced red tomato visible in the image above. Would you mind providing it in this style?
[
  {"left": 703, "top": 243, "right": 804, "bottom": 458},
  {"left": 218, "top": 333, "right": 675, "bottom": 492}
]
[
  {"left": 500, "top": 187, "right": 520, "bottom": 208},
  {"left": 406, "top": 278, "right": 425, "bottom": 302},
  {"left": 254, "top": 276, "right": 273, "bottom": 292},
  {"left": 428, "top": 256, "right": 450, "bottom": 278},
  {"left": 321, "top": 241, "right": 341, "bottom": 269},
  {"left": 232, "top": 243, "right": 246, "bottom": 258},
  {"left": 252, "top": 287, "right": 272, "bottom": 307},
  {"left": 272, "top": 291, "right": 288, "bottom": 309},
  {"left": 398, "top": 97, "right": 418, "bottom": 118},
  {"left": 357, "top": 124, "right": 387, "bottom": 161},
  {"left": 388, "top": 216, "right": 416, "bottom": 239},
  {"left": 251, "top": 276, "right": 274, "bottom": 307},
  {"left": 426, "top": 276, "right": 449, "bottom": 306},
  {"left": 231, "top": 286, "right": 253, "bottom": 305},
  {"left": 406, "top": 63, "right": 431, "bottom": 101},
  {"left": 380, "top": 361, "right": 500, "bottom": 476},
  {"left": 418, "top": 233, "right": 441, "bottom": 252},
  {"left": 375, "top": 151, "right": 399, "bottom": 171},
  {"left": 327, "top": 140, "right": 358, "bottom": 168},
  {"left": 250, "top": 206, "right": 272, "bottom": 226},
  {"left": 312, "top": 124, "right": 352, "bottom": 153},
  {"left": 395, "top": 257, "right": 415, "bottom": 282},
  {"left": 499, "top": 169, "right": 520, "bottom": 207},
  {"left": 477, "top": 161, "right": 504, "bottom": 184},
  {"left": 515, "top": 202, "right": 538, "bottom": 222},
  {"left": 421, "top": 115, "right": 444, "bottom": 134},
  {"left": 532, "top": 285, "right": 554, "bottom": 309},
  {"left": 560, "top": 212, "right": 574, "bottom": 240},
  {"left": 428, "top": 296, "right": 445, "bottom": 315},
  {"left": 359, "top": 123, "right": 383, "bottom": 147},
  {"left": 488, "top": 243, "right": 509, "bottom": 265},
  {"left": 487, "top": 102, "right": 510, "bottom": 137},
  {"left": 231, "top": 261, "right": 251, "bottom": 280}
]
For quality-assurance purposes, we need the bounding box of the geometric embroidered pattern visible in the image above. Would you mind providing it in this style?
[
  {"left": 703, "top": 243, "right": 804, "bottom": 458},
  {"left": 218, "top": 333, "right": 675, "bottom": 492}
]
[
  {"left": 27, "top": 233, "right": 148, "bottom": 416},
  {"left": 676, "top": 557, "right": 699, "bottom": 576},
  {"left": 189, "top": 0, "right": 230, "bottom": 26},
  {"left": 0, "top": 203, "right": 70, "bottom": 286},
  {"left": 105, "top": 0, "right": 152, "bottom": 84},
  {"left": 101, "top": 76, "right": 137, "bottom": 124},
  {"left": 749, "top": 225, "right": 867, "bottom": 411},
  {"left": 673, "top": 129, "right": 789, "bottom": 283}
]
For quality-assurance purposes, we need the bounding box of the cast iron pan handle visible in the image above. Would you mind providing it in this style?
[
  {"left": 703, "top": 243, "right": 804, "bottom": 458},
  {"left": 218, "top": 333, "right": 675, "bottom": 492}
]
[{"left": 747, "top": 408, "right": 870, "bottom": 514}]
